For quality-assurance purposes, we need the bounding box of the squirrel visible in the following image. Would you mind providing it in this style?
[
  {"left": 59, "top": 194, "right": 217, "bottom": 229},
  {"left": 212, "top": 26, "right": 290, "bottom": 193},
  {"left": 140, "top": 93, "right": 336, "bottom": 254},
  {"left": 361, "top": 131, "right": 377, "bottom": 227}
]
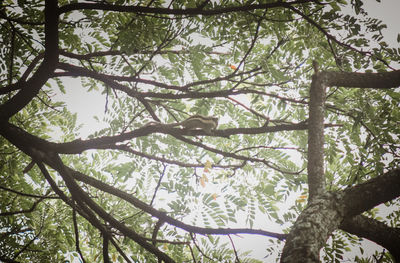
[{"left": 145, "top": 115, "right": 218, "bottom": 134}]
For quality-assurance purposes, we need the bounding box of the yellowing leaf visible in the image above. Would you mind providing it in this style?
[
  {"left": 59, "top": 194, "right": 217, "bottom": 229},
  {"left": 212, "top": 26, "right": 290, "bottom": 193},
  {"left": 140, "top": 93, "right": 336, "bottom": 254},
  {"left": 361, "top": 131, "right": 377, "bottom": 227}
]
[
  {"left": 200, "top": 177, "right": 206, "bottom": 187},
  {"left": 204, "top": 160, "right": 212, "bottom": 173},
  {"left": 212, "top": 193, "right": 217, "bottom": 200},
  {"left": 203, "top": 174, "right": 208, "bottom": 182},
  {"left": 296, "top": 195, "right": 308, "bottom": 203}
]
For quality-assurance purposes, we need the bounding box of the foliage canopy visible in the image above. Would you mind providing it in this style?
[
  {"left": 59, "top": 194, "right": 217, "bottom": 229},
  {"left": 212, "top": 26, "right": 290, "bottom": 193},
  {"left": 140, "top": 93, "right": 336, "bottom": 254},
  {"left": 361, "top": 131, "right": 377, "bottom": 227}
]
[{"left": 0, "top": 0, "right": 399, "bottom": 262}]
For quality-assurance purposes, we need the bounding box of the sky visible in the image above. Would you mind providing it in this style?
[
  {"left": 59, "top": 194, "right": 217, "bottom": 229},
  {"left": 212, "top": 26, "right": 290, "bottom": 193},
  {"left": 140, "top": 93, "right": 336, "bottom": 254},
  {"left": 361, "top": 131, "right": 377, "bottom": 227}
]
[{"left": 364, "top": 0, "right": 400, "bottom": 46}]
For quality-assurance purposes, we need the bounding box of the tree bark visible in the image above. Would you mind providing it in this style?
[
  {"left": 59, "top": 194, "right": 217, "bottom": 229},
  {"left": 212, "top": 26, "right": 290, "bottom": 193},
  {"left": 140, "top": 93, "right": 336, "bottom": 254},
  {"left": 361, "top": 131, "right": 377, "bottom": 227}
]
[
  {"left": 281, "top": 69, "right": 329, "bottom": 262},
  {"left": 341, "top": 215, "right": 400, "bottom": 262},
  {"left": 281, "top": 66, "right": 400, "bottom": 262},
  {"left": 307, "top": 71, "right": 327, "bottom": 200},
  {"left": 281, "top": 193, "right": 344, "bottom": 263},
  {"left": 324, "top": 70, "right": 400, "bottom": 89}
]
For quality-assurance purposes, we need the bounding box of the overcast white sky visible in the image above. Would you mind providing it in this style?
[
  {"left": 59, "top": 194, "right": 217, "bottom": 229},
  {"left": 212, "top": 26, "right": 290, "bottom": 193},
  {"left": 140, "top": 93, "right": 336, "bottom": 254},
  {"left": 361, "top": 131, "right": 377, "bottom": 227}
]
[{"left": 364, "top": 0, "right": 400, "bottom": 46}]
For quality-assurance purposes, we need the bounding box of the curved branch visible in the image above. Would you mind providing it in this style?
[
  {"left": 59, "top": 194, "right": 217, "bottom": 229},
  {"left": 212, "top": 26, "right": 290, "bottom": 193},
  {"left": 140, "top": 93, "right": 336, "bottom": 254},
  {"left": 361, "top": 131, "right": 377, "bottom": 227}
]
[
  {"left": 170, "top": 132, "right": 301, "bottom": 175},
  {"left": 67, "top": 167, "right": 286, "bottom": 240},
  {"left": 60, "top": 49, "right": 229, "bottom": 60},
  {"left": 0, "top": 185, "right": 58, "bottom": 199},
  {"left": 0, "top": 198, "right": 44, "bottom": 216},
  {"left": 0, "top": 118, "right": 336, "bottom": 156},
  {"left": 57, "top": 62, "right": 261, "bottom": 92},
  {"left": 37, "top": 154, "right": 176, "bottom": 263},
  {"left": 0, "top": 0, "right": 59, "bottom": 121},
  {"left": 340, "top": 168, "right": 400, "bottom": 217},
  {"left": 286, "top": 5, "right": 393, "bottom": 69},
  {"left": 340, "top": 215, "right": 400, "bottom": 262}
]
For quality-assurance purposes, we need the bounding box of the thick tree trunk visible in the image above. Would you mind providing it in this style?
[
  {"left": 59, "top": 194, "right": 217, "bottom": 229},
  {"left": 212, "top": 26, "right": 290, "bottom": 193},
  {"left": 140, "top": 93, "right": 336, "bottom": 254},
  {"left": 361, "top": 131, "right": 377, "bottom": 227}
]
[
  {"left": 281, "top": 68, "right": 330, "bottom": 262},
  {"left": 281, "top": 68, "right": 400, "bottom": 262},
  {"left": 281, "top": 193, "right": 344, "bottom": 262},
  {"left": 307, "top": 71, "right": 327, "bottom": 200}
]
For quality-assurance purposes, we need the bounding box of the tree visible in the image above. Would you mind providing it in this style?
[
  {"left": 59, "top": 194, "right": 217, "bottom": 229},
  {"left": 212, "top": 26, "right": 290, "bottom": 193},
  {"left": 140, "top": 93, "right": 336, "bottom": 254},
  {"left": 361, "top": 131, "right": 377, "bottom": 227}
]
[{"left": 0, "top": 0, "right": 399, "bottom": 262}]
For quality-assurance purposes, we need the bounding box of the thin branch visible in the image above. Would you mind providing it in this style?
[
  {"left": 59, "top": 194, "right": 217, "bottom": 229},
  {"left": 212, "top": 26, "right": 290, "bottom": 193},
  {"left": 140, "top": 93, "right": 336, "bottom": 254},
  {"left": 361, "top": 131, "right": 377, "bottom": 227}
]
[
  {"left": 0, "top": 185, "right": 58, "bottom": 199},
  {"left": 228, "top": 235, "right": 241, "bottom": 263},
  {"left": 56, "top": 61, "right": 259, "bottom": 92},
  {"left": 12, "top": 229, "right": 40, "bottom": 261},
  {"left": 287, "top": 5, "right": 394, "bottom": 69},
  {"left": 72, "top": 209, "right": 87, "bottom": 263},
  {"left": 60, "top": 49, "right": 229, "bottom": 60},
  {"left": 150, "top": 164, "right": 167, "bottom": 206},
  {"left": 232, "top": 10, "right": 264, "bottom": 74},
  {"left": 228, "top": 96, "right": 269, "bottom": 122},
  {"left": 190, "top": 233, "right": 214, "bottom": 261},
  {"left": 170, "top": 133, "right": 302, "bottom": 175},
  {"left": 110, "top": 238, "right": 133, "bottom": 263},
  {"left": 110, "top": 144, "right": 244, "bottom": 169},
  {"left": 0, "top": 197, "right": 45, "bottom": 216}
]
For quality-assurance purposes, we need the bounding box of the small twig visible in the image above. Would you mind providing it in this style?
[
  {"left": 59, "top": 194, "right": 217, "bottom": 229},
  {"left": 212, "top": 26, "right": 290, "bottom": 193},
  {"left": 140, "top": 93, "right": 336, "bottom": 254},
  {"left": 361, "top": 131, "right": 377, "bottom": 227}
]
[
  {"left": 228, "top": 235, "right": 241, "bottom": 263},
  {"left": 72, "top": 208, "right": 87, "bottom": 263}
]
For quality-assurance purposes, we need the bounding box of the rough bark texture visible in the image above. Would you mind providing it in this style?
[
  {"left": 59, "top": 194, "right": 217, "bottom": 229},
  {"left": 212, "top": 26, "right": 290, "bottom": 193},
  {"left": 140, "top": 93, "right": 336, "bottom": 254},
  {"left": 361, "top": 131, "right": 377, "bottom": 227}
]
[
  {"left": 281, "top": 67, "right": 400, "bottom": 262},
  {"left": 281, "top": 193, "right": 344, "bottom": 263},
  {"left": 324, "top": 70, "right": 400, "bottom": 89},
  {"left": 280, "top": 166, "right": 400, "bottom": 262},
  {"left": 281, "top": 71, "right": 329, "bottom": 262},
  {"left": 307, "top": 72, "right": 327, "bottom": 200}
]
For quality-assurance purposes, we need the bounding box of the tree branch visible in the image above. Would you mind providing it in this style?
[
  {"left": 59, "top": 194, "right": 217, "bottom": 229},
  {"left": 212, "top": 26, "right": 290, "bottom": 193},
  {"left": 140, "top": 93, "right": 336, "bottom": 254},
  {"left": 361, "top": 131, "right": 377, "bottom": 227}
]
[
  {"left": 68, "top": 167, "right": 287, "bottom": 240},
  {"left": 59, "top": 0, "right": 317, "bottom": 16},
  {"left": 340, "top": 168, "right": 400, "bottom": 217},
  {"left": 0, "top": 198, "right": 44, "bottom": 216},
  {"left": 340, "top": 215, "right": 400, "bottom": 262},
  {"left": 281, "top": 192, "right": 344, "bottom": 262},
  {"left": 0, "top": 0, "right": 59, "bottom": 121},
  {"left": 42, "top": 154, "right": 176, "bottom": 263},
  {"left": 323, "top": 70, "right": 400, "bottom": 89}
]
